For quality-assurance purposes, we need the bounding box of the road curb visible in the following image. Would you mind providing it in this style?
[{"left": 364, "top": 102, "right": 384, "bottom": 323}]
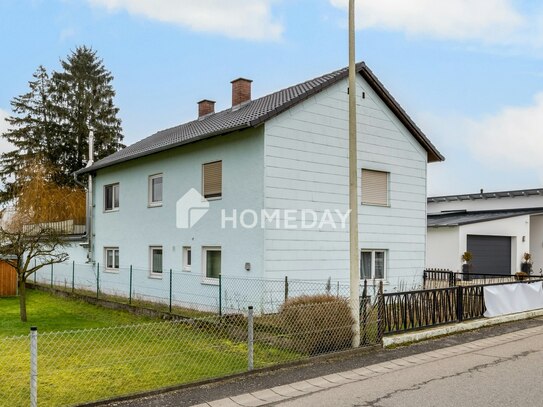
[{"left": 383, "top": 308, "right": 543, "bottom": 348}]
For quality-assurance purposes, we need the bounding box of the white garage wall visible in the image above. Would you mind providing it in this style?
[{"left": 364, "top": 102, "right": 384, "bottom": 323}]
[
  {"left": 426, "top": 227, "right": 460, "bottom": 272},
  {"left": 530, "top": 215, "right": 543, "bottom": 275},
  {"left": 459, "top": 216, "right": 531, "bottom": 275}
]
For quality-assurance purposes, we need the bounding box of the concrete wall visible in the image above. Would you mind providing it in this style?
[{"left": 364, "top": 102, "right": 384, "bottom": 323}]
[
  {"left": 530, "top": 214, "right": 543, "bottom": 274},
  {"left": 426, "top": 227, "right": 459, "bottom": 271},
  {"left": 264, "top": 75, "right": 429, "bottom": 289}
]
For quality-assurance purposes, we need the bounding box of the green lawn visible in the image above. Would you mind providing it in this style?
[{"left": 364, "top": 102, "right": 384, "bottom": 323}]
[
  {"left": 0, "top": 290, "right": 297, "bottom": 407},
  {"left": 0, "top": 290, "right": 153, "bottom": 336}
]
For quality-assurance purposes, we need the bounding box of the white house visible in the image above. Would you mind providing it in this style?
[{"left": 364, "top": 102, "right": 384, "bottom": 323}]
[
  {"left": 427, "top": 188, "right": 543, "bottom": 276},
  {"left": 42, "top": 62, "right": 443, "bottom": 308}
]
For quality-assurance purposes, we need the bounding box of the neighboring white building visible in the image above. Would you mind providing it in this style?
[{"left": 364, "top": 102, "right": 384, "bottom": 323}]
[
  {"left": 427, "top": 188, "right": 543, "bottom": 276},
  {"left": 38, "top": 62, "right": 443, "bottom": 308}
]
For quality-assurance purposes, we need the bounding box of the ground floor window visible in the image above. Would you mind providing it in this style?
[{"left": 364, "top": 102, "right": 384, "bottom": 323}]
[
  {"left": 360, "top": 250, "right": 386, "bottom": 280},
  {"left": 183, "top": 246, "right": 191, "bottom": 271},
  {"left": 150, "top": 246, "right": 163, "bottom": 276},
  {"left": 203, "top": 247, "right": 221, "bottom": 281},
  {"left": 104, "top": 247, "right": 119, "bottom": 271}
]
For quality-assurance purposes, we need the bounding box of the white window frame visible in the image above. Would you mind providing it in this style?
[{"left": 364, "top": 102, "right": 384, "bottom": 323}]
[
  {"left": 104, "top": 183, "right": 120, "bottom": 212},
  {"left": 183, "top": 246, "right": 192, "bottom": 272},
  {"left": 202, "top": 246, "right": 221, "bottom": 285},
  {"left": 360, "top": 250, "right": 387, "bottom": 281},
  {"left": 104, "top": 247, "right": 120, "bottom": 272},
  {"left": 148, "top": 173, "right": 163, "bottom": 207},
  {"left": 149, "top": 246, "right": 163, "bottom": 278}
]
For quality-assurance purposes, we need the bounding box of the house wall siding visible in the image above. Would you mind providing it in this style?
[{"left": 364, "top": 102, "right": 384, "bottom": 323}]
[
  {"left": 91, "top": 129, "right": 265, "bottom": 307},
  {"left": 263, "top": 75, "right": 428, "bottom": 288}
]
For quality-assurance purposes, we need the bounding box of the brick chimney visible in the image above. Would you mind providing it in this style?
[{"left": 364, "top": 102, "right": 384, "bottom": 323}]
[
  {"left": 198, "top": 99, "right": 215, "bottom": 118},
  {"left": 231, "top": 78, "right": 252, "bottom": 107}
]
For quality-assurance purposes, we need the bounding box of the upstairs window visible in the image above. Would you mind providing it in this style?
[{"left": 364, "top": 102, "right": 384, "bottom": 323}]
[
  {"left": 203, "top": 161, "right": 222, "bottom": 199},
  {"left": 148, "top": 174, "right": 163, "bottom": 207},
  {"left": 361, "top": 169, "right": 389, "bottom": 206},
  {"left": 104, "top": 183, "right": 120, "bottom": 211},
  {"left": 360, "top": 250, "right": 386, "bottom": 280}
]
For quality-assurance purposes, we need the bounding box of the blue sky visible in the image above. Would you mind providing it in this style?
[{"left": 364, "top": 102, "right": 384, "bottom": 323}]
[{"left": 1, "top": 0, "right": 543, "bottom": 196}]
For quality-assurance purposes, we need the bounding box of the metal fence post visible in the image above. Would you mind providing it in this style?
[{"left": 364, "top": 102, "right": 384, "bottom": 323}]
[
  {"left": 218, "top": 274, "right": 222, "bottom": 316},
  {"left": 284, "top": 276, "right": 289, "bottom": 303},
  {"left": 129, "top": 265, "right": 133, "bottom": 305},
  {"left": 423, "top": 270, "right": 427, "bottom": 289},
  {"left": 169, "top": 269, "right": 173, "bottom": 313},
  {"left": 247, "top": 306, "right": 254, "bottom": 371},
  {"left": 377, "top": 281, "right": 385, "bottom": 342},
  {"left": 361, "top": 279, "right": 368, "bottom": 345},
  {"left": 30, "top": 327, "right": 38, "bottom": 407},
  {"left": 96, "top": 262, "right": 100, "bottom": 299},
  {"left": 72, "top": 260, "right": 75, "bottom": 293},
  {"left": 456, "top": 286, "right": 463, "bottom": 322}
]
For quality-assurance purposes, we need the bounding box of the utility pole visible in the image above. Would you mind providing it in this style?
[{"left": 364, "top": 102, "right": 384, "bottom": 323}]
[{"left": 348, "top": 0, "right": 360, "bottom": 348}]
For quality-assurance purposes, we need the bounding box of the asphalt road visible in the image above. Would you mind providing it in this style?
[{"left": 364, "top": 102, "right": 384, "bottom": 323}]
[{"left": 277, "top": 326, "right": 543, "bottom": 407}]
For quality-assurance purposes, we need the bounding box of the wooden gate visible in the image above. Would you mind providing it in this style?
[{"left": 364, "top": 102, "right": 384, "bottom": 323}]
[{"left": 0, "top": 261, "right": 17, "bottom": 296}]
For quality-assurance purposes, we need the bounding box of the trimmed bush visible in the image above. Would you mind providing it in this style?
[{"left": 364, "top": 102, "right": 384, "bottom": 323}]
[{"left": 279, "top": 294, "right": 354, "bottom": 355}]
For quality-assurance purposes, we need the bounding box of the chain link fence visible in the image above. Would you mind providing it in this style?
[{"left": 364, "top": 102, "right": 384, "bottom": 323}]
[
  {"left": 32, "top": 261, "right": 389, "bottom": 315},
  {"left": 0, "top": 294, "right": 382, "bottom": 407}
]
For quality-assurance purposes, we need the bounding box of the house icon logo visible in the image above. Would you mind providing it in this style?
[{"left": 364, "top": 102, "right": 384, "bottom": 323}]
[{"left": 176, "top": 188, "right": 210, "bottom": 229}]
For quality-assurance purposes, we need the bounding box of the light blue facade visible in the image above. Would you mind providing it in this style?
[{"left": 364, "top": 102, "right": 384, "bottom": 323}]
[{"left": 44, "top": 74, "right": 438, "bottom": 310}]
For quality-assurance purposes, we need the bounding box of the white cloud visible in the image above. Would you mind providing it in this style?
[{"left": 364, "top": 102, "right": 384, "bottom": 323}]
[
  {"left": 423, "top": 94, "right": 543, "bottom": 195},
  {"left": 87, "top": 0, "right": 283, "bottom": 41},
  {"left": 0, "top": 109, "right": 14, "bottom": 155},
  {"left": 468, "top": 93, "right": 543, "bottom": 174},
  {"left": 330, "top": 0, "right": 530, "bottom": 46}
]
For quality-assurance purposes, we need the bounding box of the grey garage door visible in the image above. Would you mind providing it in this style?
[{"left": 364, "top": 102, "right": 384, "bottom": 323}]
[{"left": 467, "top": 235, "right": 511, "bottom": 276}]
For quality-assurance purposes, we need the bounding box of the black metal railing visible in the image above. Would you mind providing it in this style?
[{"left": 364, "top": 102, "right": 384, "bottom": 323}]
[
  {"left": 383, "top": 279, "right": 543, "bottom": 334},
  {"left": 423, "top": 269, "right": 455, "bottom": 289}
]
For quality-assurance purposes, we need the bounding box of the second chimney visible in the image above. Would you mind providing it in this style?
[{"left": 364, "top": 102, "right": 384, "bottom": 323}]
[
  {"left": 231, "top": 78, "right": 252, "bottom": 107},
  {"left": 198, "top": 99, "right": 215, "bottom": 118}
]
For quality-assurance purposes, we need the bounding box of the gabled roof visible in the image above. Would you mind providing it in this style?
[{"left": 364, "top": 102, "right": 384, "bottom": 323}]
[
  {"left": 428, "top": 208, "right": 543, "bottom": 227},
  {"left": 428, "top": 187, "right": 543, "bottom": 203},
  {"left": 77, "top": 62, "right": 444, "bottom": 175}
]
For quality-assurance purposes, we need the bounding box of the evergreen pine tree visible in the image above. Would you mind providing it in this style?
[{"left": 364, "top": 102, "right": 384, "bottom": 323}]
[
  {"left": 0, "top": 66, "right": 61, "bottom": 200},
  {"left": 0, "top": 46, "right": 124, "bottom": 201},
  {"left": 51, "top": 45, "right": 124, "bottom": 182}
]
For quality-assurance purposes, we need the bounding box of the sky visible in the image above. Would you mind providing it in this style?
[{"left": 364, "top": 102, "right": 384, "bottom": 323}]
[{"left": 1, "top": 0, "right": 543, "bottom": 196}]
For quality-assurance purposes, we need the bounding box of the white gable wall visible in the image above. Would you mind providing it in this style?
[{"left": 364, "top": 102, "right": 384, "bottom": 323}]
[{"left": 263, "top": 75, "right": 428, "bottom": 289}]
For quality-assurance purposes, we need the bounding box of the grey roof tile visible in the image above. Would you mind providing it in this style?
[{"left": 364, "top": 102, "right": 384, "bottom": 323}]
[
  {"left": 78, "top": 62, "right": 443, "bottom": 175},
  {"left": 428, "top": 208, "right": 543, "bottom": 227}
]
